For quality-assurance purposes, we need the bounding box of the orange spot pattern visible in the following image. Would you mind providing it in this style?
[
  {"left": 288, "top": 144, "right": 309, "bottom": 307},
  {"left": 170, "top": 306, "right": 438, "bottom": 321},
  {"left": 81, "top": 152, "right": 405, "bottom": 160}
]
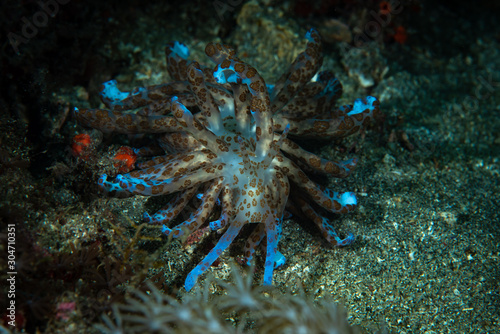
[
  {"left": 113, "top": 146, "right": 137, "bottom": 173},
  {"left": 71, "top": 133, "right": 92, "bottom": 158},
  {"left": 393, "top": 26, "right": 408, "bottom": 44}
]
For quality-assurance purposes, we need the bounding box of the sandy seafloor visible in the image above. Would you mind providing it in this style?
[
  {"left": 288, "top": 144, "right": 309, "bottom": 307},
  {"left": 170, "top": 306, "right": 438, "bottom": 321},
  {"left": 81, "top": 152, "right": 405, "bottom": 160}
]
[{"left": 0, "top": 0, "right": 499, "bottom": 333}]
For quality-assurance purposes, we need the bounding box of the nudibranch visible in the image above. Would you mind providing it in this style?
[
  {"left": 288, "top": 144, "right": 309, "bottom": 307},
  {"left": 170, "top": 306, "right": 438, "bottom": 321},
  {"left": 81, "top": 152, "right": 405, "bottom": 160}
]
[{"left": 74, "top": 29, "right": 379, "bottom": 291}]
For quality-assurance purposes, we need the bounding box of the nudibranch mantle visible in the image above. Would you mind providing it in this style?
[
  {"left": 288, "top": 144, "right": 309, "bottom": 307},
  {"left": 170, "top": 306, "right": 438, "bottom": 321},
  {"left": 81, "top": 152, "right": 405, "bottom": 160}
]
[{"left": 74, "top": 28, "right": 379, "bottom": 291}]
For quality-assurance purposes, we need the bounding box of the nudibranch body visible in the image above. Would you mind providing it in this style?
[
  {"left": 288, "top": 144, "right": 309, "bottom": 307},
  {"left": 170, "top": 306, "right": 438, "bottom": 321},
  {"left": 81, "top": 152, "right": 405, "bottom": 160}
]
[{"left": 74, "top": 29, "right": 379, "bottom": 291}]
